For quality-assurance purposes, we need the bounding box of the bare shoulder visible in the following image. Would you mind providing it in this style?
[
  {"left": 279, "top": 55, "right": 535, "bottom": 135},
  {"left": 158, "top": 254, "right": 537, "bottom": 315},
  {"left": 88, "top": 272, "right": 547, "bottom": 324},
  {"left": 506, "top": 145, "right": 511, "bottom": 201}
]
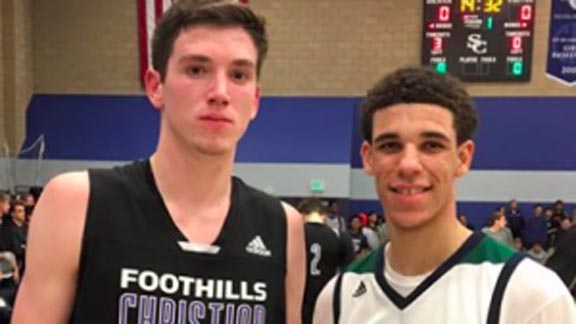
[
  {"left": 12, "top": 171, "right": 90, "bottom": 323},
  {"left": 281, "top": 201, "right": 305, "bottom": 260},
  {"left": 33, "top": 171, "right": 90, "bottom": 226},
  {"left": 281, "top": 201, "right": 303, "bottom": 227},
  {"left": 43, "top": 171, "right": 89, "bottom": 198},
  {"left": 281, "top": 201, "right": 305, "bottom": 324},
  {"left": 280, "top": 199, "right": 305, "bottom": 264},
  {"left": 28, "top": 170, "right": 90, "bottom": 257}
]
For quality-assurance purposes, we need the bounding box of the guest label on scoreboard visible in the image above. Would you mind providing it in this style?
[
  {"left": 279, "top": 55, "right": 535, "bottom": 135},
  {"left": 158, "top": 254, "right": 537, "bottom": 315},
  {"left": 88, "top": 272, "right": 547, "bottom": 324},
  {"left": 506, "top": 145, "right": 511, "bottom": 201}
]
[{"left": 422, "top": 0, "right": 535, "bottom": 82}]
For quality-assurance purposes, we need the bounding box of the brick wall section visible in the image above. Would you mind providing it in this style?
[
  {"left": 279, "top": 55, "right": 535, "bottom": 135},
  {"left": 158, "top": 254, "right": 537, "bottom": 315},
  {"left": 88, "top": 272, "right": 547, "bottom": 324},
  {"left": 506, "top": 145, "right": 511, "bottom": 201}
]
[
  {"left": 255, "top": 0, "right": 573, "bottom": 96},
  {"left": 1, "top": 0, "right": 32, "bottom": 153},
  {"left": 13, "top": 0, "right": 33, "bottom": 151},
  {"left": 2, "top": 0, "right": 17, "bottom": 152},
  {"left": 0, "top": 2, "right": 5, "bottom": 148},
  {"left": 255, "top": 0, "right": 420, "bottom": 96},
  {"left": 33, "top": 0, "right": 140, "bottom": 94},
  {"left": 32, "top": 0, "right": 576, "bottom": 96}
]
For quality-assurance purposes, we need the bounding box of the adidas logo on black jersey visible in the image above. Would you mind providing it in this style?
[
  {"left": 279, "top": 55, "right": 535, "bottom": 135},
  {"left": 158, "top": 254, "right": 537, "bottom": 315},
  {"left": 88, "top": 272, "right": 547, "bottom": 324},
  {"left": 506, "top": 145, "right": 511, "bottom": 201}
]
[
  {"left": 352, "top": 281, "right": 367, "bottom": 298},
  {"left": 246, "top": 235, "right": 272, "bottom": 257}
]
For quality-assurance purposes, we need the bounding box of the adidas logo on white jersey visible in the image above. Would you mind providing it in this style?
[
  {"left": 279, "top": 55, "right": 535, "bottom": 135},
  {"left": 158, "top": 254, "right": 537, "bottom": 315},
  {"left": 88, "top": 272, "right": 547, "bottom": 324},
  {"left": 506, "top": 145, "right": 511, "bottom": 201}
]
[
  {"left": 245, "top": 235, "right": 272, "bottom": 257},
  {"left": 352, "top": 281, "right": 367, "bottom": 298}
]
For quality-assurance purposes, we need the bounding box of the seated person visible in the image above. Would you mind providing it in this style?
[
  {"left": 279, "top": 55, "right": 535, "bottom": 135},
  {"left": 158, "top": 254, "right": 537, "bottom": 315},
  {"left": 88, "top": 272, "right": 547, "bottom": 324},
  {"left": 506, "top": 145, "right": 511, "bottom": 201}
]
[
  {"left": 0, "top": 251, "right": 19, "bottom": 323},
  {"left": 526, "top": 243, "right": 546, "bottom": 264}
]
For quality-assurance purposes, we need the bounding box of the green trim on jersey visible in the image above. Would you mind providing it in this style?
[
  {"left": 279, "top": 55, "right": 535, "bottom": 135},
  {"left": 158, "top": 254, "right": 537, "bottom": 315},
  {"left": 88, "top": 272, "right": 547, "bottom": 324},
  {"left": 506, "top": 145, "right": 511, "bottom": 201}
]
[
  {"left": 460, "top": 236, "right": 516, "bottom": 265},
  {"left": 346, "top": 235, "right": 517, "bottom": 274},
  {"left": 346, "top": 246, "right": 381, "bottom": 273}
]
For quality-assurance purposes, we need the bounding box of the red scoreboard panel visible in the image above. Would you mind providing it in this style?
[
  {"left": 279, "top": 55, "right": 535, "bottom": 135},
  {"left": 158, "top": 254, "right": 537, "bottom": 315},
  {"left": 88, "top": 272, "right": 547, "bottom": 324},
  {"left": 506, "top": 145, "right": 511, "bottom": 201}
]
[{"left": 422, "top": 0, "right": 535, "bottom": 82}]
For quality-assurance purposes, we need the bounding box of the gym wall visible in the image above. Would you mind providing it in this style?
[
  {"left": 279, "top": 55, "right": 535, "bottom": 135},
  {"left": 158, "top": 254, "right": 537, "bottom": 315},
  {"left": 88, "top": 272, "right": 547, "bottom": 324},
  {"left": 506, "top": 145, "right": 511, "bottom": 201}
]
[{"left": 2, "top": 0, "right": 575, "bottom": 227}]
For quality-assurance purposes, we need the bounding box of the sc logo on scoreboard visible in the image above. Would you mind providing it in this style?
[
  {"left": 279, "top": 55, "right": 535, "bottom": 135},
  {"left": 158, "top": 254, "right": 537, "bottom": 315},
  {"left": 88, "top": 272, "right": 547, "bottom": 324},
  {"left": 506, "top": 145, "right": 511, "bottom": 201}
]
[{"left": 467, "top": 34, "right": 488, "bottom": 54}]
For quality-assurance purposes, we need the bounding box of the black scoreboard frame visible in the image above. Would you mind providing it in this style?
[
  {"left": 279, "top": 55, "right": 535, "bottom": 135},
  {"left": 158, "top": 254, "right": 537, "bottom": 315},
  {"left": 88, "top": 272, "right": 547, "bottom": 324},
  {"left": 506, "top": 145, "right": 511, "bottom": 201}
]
[{"left": 421, "top": 0, "right": 536, "bottom": 82}]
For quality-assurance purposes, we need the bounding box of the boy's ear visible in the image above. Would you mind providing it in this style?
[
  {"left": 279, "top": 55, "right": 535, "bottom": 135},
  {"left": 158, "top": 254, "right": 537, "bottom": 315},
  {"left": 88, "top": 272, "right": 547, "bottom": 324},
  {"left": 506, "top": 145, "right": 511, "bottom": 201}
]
[
  {"left": 145, "top": 68, "right": 163, "bottom": 110},
  {"left": 456, "top": 140, "right": 475, "bottom": 177},
  {"left": 361, "top": 141, "right": 375, "bottom": 176}
]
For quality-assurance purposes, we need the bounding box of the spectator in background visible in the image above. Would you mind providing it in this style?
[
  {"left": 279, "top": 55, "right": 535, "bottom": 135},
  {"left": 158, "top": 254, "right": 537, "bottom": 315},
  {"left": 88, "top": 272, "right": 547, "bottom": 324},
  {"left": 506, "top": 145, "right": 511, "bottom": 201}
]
[
  {"left": 298, "top": 198, "right": 354, "bottom": 324},
  {"left": 363, "top": 211, "right": 383, "bottom": 250},
  {"left": 0, "top": 194, "right": 10, "bottom": 226},
  {"left": 506, "top": 199, "right": 524, "bottom": 239},
  {"left": 378, "top": 213, "right": 388, "bottom": 244},
  {"left": 364, "top": 210, "right": 386, "bottom": 250},
  {"left": 325, "top": 200, "right": 347, "bottom": 233},
  {"left": 0, "top": 194, "right": 16, "bottom": 256},
  {"left": 554, "top": 201, "right": 572, "bottom": 240},
  {"left": 527, "top": 243, "right": 547, "bottom": 264},
  {"left": 357, "top": 212, "right": 368, "bottom": 227},
  {"left": 482, "top": 211, "right": 513, "bottom": 246},
  {"left": 9, "top": 201, "right": 27, "bottom": 272},
  {"left": 0, "top": 251, "right": 19, "bottom": 295},
  {"left": 556, "top": 218, "right": 573, "bottom": 245},
  {"left": 545, "top": 206, "right": 560, "bottom": 249},
  {"left": 23, "top": 194, "right": 35, "bottom": 221},
  {"left": 512, "top": 237, "right": 525, "bottom": 252},
  {"left": 348, "top": 214, "right": 369, "bottom": 259},
  {"left": 522, "top": 203, "right": 548, "bottom": 250},
  {"left": 458, "top": 213, "right": 474, "bottom": 230},
  {"left": 0, "top": 251, "right": 19, "bottom": 323},
  {"left": 553, "top": 199, "right": 568, "bottom": 221},
  {"left": 0, "top": 193, "right": 17, "bottom": 324},
  {"left": 570, "top": 207, "right": 576, "bottom": 224},
  {"left": 546, "top": 226, "right": 576, "bottom": 299}
]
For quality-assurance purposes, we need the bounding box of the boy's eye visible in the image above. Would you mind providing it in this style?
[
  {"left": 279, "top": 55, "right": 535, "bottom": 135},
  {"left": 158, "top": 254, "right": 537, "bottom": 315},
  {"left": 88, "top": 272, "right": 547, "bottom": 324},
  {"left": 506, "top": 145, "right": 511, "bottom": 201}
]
[
  {"left": 232, "top": 71, "right": 245, "bottom": 79},
  {"left": 423, "top": 141, "right": 445, "bottom": 151},
  {"left": 186, "top": 66, "right": 206, "bottom": 76},
  {"left": 231, "top": 70, "right": 251, "bottom": 83},
  {"left": 377, "top": 142, "right": 401, "bottom": 152}
]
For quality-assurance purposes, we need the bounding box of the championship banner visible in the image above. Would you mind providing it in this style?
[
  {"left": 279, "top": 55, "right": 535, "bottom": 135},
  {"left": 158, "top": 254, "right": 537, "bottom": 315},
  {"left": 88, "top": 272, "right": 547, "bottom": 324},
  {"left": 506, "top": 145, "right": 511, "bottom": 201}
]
[
  {"left": 546, "top": 0, "right": 576, "bottom": 86},
  {"left": 137, "top": 0, "right": 250, "bottom": 85}
]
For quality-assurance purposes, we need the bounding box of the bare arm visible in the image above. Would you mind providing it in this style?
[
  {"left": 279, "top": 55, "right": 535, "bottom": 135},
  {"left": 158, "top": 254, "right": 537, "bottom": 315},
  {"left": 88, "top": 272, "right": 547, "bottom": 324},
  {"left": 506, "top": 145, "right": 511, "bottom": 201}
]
[
  {"left": 283, "top": 202, "right": 306, "bottom": 324},
  {"left": 12, "top": 172, "right": 89, "bottom": 324}
]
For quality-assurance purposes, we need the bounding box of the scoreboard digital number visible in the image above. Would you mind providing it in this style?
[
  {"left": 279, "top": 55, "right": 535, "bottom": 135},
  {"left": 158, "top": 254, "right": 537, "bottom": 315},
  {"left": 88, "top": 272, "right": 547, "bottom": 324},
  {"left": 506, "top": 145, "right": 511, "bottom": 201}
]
[{"left": 422, "top": 0, "right": 535, "bottom": 82}]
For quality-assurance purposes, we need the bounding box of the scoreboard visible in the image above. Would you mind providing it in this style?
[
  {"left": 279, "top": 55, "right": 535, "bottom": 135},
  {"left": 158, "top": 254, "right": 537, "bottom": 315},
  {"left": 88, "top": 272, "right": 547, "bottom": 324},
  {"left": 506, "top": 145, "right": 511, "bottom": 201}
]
[{"left": 422, "top": 0, "right": 535, "bottom": 82}]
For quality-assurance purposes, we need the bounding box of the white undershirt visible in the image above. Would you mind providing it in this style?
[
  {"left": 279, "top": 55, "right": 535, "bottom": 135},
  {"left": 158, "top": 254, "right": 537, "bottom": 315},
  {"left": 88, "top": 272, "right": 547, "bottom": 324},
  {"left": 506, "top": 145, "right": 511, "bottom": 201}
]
[{"left": 384, "top": 244, "right": 433, "bottom": 297}]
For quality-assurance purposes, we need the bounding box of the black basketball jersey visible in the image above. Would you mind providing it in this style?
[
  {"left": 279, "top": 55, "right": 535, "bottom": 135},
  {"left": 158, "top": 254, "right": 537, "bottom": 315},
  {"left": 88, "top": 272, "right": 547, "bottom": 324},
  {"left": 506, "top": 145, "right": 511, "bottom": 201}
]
[
  {"left": 302, "top": 222, "right": 353, "bottom": 324},
  {"left": 69, "top": 160, "right": 287, "bottom": 324}
]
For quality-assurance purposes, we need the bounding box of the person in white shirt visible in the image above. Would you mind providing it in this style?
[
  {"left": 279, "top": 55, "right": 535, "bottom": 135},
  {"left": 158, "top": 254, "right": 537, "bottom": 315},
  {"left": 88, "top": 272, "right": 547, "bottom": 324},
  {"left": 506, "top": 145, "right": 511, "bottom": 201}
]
[{"left": 313, "top": 66, "right": 576, "bottom": 324}]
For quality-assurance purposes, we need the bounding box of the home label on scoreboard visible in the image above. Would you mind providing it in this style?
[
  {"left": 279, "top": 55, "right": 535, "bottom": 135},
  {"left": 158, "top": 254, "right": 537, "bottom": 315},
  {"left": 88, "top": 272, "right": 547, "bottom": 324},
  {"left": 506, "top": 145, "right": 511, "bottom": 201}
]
[{"left": 422, "top": 0, "right": 535, "bottom": 82}]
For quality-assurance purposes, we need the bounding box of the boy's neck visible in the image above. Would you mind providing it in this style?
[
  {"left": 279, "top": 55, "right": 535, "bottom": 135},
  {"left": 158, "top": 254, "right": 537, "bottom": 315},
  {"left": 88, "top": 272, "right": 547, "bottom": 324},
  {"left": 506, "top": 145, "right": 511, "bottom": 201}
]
[{"left": 387, "top": 217, "right": 471, "bottom": 276}]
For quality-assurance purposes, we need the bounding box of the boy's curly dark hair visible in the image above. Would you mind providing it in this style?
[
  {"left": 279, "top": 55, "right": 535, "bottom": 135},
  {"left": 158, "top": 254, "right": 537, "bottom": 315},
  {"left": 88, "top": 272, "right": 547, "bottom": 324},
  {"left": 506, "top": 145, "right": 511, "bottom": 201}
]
[{"left": 361, "top": 66, "right": 478, "bottom": 145}]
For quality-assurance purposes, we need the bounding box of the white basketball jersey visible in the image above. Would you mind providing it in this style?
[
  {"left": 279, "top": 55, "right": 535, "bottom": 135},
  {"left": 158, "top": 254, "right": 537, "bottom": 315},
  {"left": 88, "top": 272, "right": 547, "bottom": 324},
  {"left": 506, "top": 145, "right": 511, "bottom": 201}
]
[{"left": 313, "top": 232, "right": 575, "bottom": 324}]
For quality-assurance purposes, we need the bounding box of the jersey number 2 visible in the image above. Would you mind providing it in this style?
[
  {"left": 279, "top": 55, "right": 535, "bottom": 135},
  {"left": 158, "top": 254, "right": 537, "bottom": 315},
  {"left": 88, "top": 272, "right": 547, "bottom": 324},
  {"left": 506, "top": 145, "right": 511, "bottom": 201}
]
[{"left": 310, "top": 243, "right": 322, "bottom": 276}]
